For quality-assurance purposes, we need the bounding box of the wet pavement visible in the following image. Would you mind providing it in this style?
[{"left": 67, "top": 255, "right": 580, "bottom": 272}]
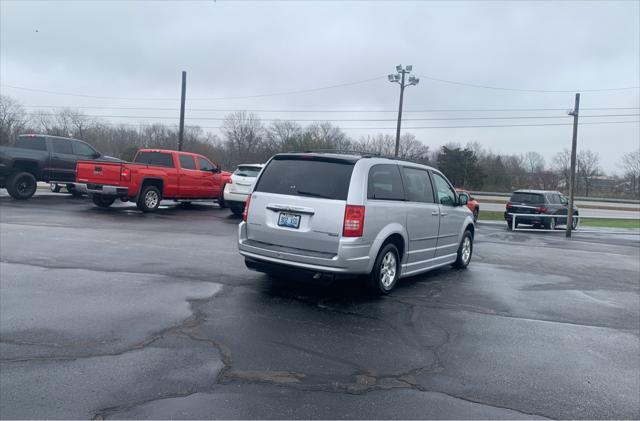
[{"left": 1, "top": 193, "right": 639, "bottom": 419}]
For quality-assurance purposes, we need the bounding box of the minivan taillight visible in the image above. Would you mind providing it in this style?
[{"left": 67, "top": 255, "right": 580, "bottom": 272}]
[
  {"left": 243, "top": 195, "right": 251, "bottom": 222},
  {"left": 120, "top": 167, "right": 131, "bottom": 181},
  {"left": 506, "top": 202, "right": 513, "bottom": 210},
  {"left": 343, "top": 205, "right": 365, "bottom": 237},
  {"left": 535, "top": 206, "right": 548, "bottom": 213}
]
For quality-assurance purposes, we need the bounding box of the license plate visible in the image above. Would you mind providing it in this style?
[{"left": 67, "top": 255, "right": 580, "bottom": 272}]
[{"left": 278, "top": 212, "right": 301, "bottom": 229}]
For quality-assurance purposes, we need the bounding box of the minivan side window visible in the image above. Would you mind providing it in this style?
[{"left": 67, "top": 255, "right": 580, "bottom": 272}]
[
  {"left": 367, "top": 164, "right": 405, "bottom": 201},
  {"left": 432, "top": 172, "right": 457, "bottom": 206},
  {"left": 51, "top": 138, "right": 74, "bottom": 155},
  {"left": 401, "top": 167, "right": 435, "bottom": 203},
  {"left": 179, "top": 155, "right": 197, "bottom": 170}
]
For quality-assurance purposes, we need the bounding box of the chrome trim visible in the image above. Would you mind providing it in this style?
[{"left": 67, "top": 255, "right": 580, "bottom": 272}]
[{"left": 266, "top": 204, "right": 316, "bottom": 215}]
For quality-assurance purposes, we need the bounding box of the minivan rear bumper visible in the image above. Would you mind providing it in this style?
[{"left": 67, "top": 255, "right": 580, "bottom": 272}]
[{"left": 238, "top": 222, "right": 371, "bottom": 274}]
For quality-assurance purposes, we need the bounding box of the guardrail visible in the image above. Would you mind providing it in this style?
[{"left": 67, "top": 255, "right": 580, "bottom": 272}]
[
  {"left": 472, "top": 191, "right": 640, "bottom": 205},
  {"left": 506, "top": 212, "right": 640, "bottom": 235}
]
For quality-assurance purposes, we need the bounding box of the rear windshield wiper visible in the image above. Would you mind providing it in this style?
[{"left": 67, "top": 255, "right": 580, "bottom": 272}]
[{"left": 296, "top": 190, "right": 332, "bottom": 199}]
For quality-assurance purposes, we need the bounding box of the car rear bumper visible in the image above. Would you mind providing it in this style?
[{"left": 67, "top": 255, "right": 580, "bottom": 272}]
[
  {"left": 73, "top": 183, "right": 129, "bottom": 196},
  {"left": 237, "top": 222, "right": 371, "bottom": 275},
  {"left": 223, "top": 188, "right": 249, "bottom": 203}
]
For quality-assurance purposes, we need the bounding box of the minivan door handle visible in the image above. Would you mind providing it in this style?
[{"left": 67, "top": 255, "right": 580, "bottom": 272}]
[
  {"left": 431, "top": 211, "right": 439, "bottom": 216},
  {"left": 440, "top": 212, "right": 448, "bottom": 217}
]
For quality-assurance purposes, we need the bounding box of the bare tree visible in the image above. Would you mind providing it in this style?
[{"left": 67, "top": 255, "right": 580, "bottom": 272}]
[
  {"left": 304, "top": 121, "right": 350, "bottom": 150},
  {"left": 552, "top": 149, "right": 571, "bottom": 192},
  {"left": 397, "top": 133, "right": 430, "bottom": 163},
  {"left": 222, "top": 112, "right": 265, "bottom": 165},
  {"left": 577, "top": 150, "right": 600, "bottom": 196},
  {"left": 621, "top": 149, "right": 640, "bottom": 198},
  {"left": 265, "top": 120, "right": 303, "bottom": 152},
  {"left": 0, "top": 95, "right": 30, "bottom": 145},
  {"left": 523, "top": 151, "right": 545, "bottom": 188}
]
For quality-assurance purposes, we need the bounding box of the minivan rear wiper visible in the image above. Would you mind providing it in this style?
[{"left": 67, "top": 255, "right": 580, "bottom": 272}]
[{"left": 296, "top": 190, "right": 332, "bottom": 199}]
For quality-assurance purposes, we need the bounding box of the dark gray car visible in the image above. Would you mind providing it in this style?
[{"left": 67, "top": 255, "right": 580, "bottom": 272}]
[{"left": 504, "top": 189, "right": 580, "bottom": 230}]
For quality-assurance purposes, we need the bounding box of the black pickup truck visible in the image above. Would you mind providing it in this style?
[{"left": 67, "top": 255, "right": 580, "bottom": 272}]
[{"left": 0, "top": 134, "right": 119, "bottom": 200}]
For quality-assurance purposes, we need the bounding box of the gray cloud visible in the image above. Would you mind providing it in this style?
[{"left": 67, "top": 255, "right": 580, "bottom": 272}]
[{"left": 1, "top": 0, "right": 638, "bottom": 172}]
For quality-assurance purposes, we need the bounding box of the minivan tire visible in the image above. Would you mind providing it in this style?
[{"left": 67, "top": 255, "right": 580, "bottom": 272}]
[
  {"left": 7, "top": 171, "right": 37, "bottom": 200},
  {"left": 92, "top": 194, "right": 116, "bottom": 208},
  {"left": 137, "top": 185, "right": 161, "bottom": 212},
  {"left": 453, "top": 230, "right": 473, "bottom": 269},
  {"left": 368, "top": 243, "right": 400, "bottom": 295}
]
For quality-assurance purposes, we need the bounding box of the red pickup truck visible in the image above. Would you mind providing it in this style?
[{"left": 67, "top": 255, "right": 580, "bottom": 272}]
[{"left": 75, "top": 149, "right": 229, "bottom": 212}]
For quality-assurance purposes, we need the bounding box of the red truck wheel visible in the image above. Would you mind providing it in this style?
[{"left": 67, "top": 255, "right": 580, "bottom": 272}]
[{"left": 137, "top": 185, "right": 161, "bottom": 212}]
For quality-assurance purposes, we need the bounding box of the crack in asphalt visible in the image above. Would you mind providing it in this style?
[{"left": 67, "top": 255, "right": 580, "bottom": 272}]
[{"left": 0, "top": 259, "right": 259, "bottom": 289}]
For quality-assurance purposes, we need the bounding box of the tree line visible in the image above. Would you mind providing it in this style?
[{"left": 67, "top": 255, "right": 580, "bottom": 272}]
[{"left": 1, "top": 95, "right": 638, "bottom": 198}]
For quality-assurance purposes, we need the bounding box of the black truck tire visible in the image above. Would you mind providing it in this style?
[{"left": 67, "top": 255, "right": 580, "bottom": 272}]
[
  {"left": 92, "top": 194, "right": 116, "bottom": 208},
  {"left": 7, "top": 171, "right": 37, "bottom": 200},
  {"left": 66, "top": 184, "right": 84, "bottom": 197}
]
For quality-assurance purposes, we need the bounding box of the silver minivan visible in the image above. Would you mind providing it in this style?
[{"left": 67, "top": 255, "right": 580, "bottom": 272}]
[{"left": 238, "top": 152, "right": 475, "bottom": 293}]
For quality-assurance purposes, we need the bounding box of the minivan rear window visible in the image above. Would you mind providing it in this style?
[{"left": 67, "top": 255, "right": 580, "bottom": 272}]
[
  {"left": 510, "top": 192, "right": 545, "bottom": 204},
  {"left": 255, "top": 157, "right": 354, "bottom": 200}
]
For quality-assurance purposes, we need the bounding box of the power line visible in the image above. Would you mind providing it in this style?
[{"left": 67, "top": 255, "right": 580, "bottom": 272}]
[
  {"left": 21, "top": 105, "right": 640, "bottom": 113},
  {"left": 79, "top": 120, "right": 640, "bottom": 130},
  {"left": 23, "top": 112, "right": 640, "bottom": 122},
  {"left": 1, "top": 76, "right": 385, "bottom": 101},
  {"left": 417, "top": 74, "right": 640, "bottom": 93}
]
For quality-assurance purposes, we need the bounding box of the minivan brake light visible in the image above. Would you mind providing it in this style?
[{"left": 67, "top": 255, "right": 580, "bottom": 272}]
[
  {"left": 343, "top": 205, "right": 365, "bottom": 237},
  {"left": 243, "top": 195, "right": 251, "bottom": 222}
]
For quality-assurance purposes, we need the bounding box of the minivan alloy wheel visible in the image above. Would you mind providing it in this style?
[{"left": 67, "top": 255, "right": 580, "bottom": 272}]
[
  {"left": 461, "top": 236, "right": 472, "bottom": 265},
  {"left": 380, "top": 251, "right": 397, "bottom": 288}
]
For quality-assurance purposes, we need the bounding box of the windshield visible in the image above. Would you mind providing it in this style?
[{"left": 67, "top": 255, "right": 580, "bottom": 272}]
[
  {"left": 254, "top": 157, "right": 354, "bottom": 200},
  {"left": 234, "top": 166, "right": 262, "bottom": 178}
]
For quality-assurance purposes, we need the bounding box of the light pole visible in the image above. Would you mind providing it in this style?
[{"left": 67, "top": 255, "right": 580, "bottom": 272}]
[{"left": 388, "top": 65, "right": 419, "bottom": 157}]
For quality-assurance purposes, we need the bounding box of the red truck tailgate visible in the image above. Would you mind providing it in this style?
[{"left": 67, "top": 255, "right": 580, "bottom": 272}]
[{"left": 76, "top": 161, "right": 123, "bottom": 185}]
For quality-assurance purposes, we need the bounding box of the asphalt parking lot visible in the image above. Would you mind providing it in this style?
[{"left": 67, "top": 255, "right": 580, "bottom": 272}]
[{"left": 1, "top": 192, "right": 639, "bottom": 420}]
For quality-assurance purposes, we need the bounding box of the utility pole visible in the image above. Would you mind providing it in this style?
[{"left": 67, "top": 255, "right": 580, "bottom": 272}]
[
  {"left": 388, "top": 65, "right": 419, "bottom": 157},
  {"left": 178, "top": 70, "right": 187, "bottom": 151},
  {"left": 566, "top": 93, "right": 580, "bottom": 238}
]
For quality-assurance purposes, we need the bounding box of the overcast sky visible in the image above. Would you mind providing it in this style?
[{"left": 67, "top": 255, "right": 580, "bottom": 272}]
[{"left": 1, "top": 0, "right": 639, "bottom": 173}]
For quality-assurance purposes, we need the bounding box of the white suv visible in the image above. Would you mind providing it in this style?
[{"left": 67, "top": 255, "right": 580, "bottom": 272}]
[
  {"left": 223, "top": 164, "right": 264, "bottom": 215},
  {"left": 238, "top": 152, "right": 475, "bottom": 294}
]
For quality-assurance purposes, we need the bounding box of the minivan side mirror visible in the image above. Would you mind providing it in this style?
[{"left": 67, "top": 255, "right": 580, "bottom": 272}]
[{"left": 458, "top": 192, "right": 469, "bottom": 206}]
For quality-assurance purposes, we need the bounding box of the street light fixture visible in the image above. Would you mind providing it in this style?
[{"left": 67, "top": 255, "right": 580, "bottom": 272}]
[{"left": 388, "top": 64, "right": 419, "bottom": 157}]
